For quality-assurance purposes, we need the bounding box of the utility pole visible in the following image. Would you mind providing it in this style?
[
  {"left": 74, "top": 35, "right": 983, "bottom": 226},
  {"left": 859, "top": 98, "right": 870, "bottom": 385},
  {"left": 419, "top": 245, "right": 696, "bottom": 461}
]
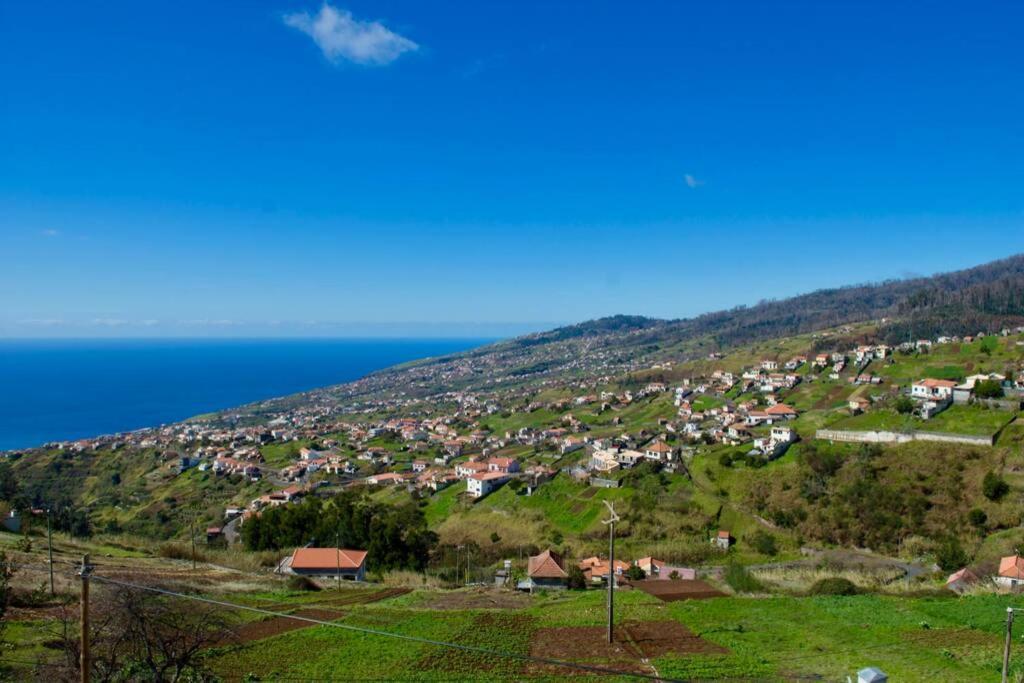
[
  {"left": 1003, "top": 607, "right": 1015, "bottom": 683},
  {"left": 190, "top": 511, "right": 197, "bottom": 571},
  {"left": 602, "top": 500, "right": 620, "bottom": 644},
  {"left": 46, "top": 508, "right": 54, "bottom": 595},
  {"left": 78, "top": 554, "right": 92, "bottom": 683}
]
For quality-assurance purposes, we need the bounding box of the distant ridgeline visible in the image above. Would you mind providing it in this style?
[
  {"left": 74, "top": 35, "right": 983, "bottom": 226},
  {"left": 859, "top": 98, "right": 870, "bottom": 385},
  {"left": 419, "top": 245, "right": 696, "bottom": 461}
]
[{"left": 508, "top": 254, "right": 1024, "bottom": 354}]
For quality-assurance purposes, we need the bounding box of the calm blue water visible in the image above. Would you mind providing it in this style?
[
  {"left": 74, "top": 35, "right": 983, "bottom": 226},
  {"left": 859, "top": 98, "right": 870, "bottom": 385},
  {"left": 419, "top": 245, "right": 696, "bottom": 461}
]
[{"left": 0, "top": 338, "right": 490, "bottom": 451}]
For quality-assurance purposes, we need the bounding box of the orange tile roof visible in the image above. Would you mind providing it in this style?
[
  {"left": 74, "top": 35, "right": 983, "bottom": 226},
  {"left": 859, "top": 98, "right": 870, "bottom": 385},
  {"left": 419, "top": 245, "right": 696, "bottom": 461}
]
[
  {"left": 291, "top": 547, "right": 368, "bottom": 571},
  {"left": 999, "top": 555, "right": 1024, "bottom": 579}
]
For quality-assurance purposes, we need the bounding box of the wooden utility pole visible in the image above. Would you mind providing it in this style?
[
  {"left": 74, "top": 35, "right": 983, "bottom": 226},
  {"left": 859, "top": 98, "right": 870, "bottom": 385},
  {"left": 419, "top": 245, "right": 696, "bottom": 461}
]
[
  {"left": 336, "top": 528, "right": 342, "bottom": 591},
  {"left": 1003, "top": 607, "right": 1015, "bottom": 683},
  {"left": 46, "top": 509, "right": 54, "bottom": 595},
  {"left": 78, "top": 554, "right": 92, "bottom": 683},
  {"left": 189, "top": 509, "right": 197, "bottom": 571},
  {"left": 602, "top": 501, "right": 620, "bottom": 644}
]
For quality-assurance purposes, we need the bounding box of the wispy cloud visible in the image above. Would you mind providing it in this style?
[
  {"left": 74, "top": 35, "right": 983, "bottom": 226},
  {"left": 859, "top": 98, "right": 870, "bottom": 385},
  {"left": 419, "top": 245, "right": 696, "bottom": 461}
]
[
  {"left": 40, "top": 229, "right": 60, "bottom": 237},
  {"left": 684, "top": 174, "right": 704, "bottom": 189},
  {"left": 283, "top": 4, "right": 418, "bottom": 66}
]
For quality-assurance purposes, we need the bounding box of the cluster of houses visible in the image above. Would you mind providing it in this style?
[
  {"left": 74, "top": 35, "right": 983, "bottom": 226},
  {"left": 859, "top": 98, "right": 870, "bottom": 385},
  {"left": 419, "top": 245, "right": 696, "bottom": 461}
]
[
  {"left": 520, "top": 548, "right": 698, "bottom": 591},
  {"left": 947, "top": 553, "right": 1024, "bottom": 594}
]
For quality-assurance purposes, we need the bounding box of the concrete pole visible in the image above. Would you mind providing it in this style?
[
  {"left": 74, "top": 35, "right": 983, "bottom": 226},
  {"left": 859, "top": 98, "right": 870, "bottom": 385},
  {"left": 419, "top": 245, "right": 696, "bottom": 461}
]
[
  {"left": 79, "top": 554, "right": 91, "bottom": 683},
  {"left": 607, "top": 518, "right": 615, "bottom": 644},
  {"left": 1004, "top": 607, "right": 1015, "bottom": 683}
]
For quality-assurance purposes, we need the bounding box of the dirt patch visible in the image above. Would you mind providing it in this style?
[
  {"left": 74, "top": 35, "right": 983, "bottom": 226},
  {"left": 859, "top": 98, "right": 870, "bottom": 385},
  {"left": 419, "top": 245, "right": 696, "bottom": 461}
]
[
  {"left": 420, "top": 587, "right": 532, "bottom": 610},
  {"left": 569, "top": 501, "right": 587, "bottom": 515},
  {"left": 629, "top": 579, "right": 726, "bottom": 602},
  {"left": 529, "top": 621, "right": 726, "bottom": 676},
  {"left": 578, "top": 487, "right": 598, "bottom": 499},
  {"left": 812, "top": 386, "right": 845, "bottom": 410},
  {"left": 5, "top": 605, "right": 69, "bottom": 622},
  {"left": 231, "top": 608, "right": 345, "bottom": 644}
]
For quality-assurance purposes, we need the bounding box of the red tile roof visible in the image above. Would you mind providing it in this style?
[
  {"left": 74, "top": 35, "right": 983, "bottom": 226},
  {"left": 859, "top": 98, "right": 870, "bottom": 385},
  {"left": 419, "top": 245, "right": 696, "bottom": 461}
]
[{"left": 528, "top": 549, "right": 567, "bottom": 579}]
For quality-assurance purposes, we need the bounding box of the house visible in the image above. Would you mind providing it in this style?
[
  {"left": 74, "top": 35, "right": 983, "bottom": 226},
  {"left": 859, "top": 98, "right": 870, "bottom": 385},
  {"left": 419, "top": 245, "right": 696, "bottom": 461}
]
[
  {"left": 764, "top": 404, "right": 798, "bottom": 420},
  {"left": 455, "top": 461, "right": 488, "bottom": 478},
  {"left": 578, "top": 556, "right": 630, "bottom": 584},
  {"left": 848, "top": 398, "right": 870, "bottom": 414},
  {"left": 467, "top": 471, "right": 510, "bottom": 499},
  {"left": 858, "top": 668, "right": 888, "bottom": 683},
  {"left": 524, "top": 549, "right": 568, "bottom": 590},
  {"left": 289, "top": 547, "right": 368, "bottom": 581},
  {"left": 712, "top": 530, "right": 731, "bottom": 550},
  {"left": 643, "top": 440, "right": 675, "bottom": 462},
  {"left": 635, "top": 557, "right": 696, "bottom": 580},
  {"left": 206, "top": 527, "right": 223, "bottom": 543},
  {"left": 487, "top": 456, "right": 520, "bottom": 474},
  {"left": 911, "top": 379, "right": 956, "bottom": 401},
  {"left": 366, "top": 472, "right": 407, "bottom": 486},
  {"left": 996, "top": 555, "right": 1024, "bottom": 589},
  {"left": 945, "top": 567, "right": 979, "bottom": 594},
  {"left": 411, "top": 460, "right": 428, "bottom": 473}
]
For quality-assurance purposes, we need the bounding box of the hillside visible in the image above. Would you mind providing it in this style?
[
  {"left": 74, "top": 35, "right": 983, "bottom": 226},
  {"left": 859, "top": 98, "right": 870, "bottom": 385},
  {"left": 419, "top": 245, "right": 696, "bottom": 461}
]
[{"left": 233, "top": 253, "right": 1024, "bottom": 419}]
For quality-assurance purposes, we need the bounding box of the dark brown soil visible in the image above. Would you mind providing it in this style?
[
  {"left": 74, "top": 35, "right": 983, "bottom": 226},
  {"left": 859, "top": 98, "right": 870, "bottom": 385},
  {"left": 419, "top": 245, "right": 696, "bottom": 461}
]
[
  {"left": 629, "top": 579, "right": 726, "bottom": 602},
  {"left": 528, "top": 620, "right": 727, "bottom": 676},
  {"left": 231, "top": 608, "right": 345, "bottom": 644}
]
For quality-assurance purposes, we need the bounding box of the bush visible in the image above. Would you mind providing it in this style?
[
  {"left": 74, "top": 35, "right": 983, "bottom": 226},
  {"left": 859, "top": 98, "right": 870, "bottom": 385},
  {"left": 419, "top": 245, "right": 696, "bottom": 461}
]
[
  {"left": 566, "top": 564, "right": 587, "bottom": 590},
  {"left": 724, "top": 564, "right": 764, "bottom": 593},
  {"left": 718, "top": 452, "right": 733, "bottom": 468},
  {"left": 286, "top": 575, "right": 321, "bottom": 592},
  {"left": 747, "top": 530, "right": 778, "bottom": 556},
  {"left": 808, "top": 577, "right": 859, "bottom": 596},
  {"left": 625, "top": 564, "right": 646, "bottom": 581},
  {"left": 968, "top": 508, "right": 988, "bottom": 528},
  {"left": 935, "top": 537, "right": 968, "bottom": 572},
  {"left": 157, "top": 542, "right": 207, "bottom": 563},
  {"left": 895, "top": 396, "right": 915, "bottom": 414},
  {"left": 983, "top": 472, "right": 1010, "bottom": 501},
  {"left": 975, "top": 380, "right": 1004, "bottom": 399}
]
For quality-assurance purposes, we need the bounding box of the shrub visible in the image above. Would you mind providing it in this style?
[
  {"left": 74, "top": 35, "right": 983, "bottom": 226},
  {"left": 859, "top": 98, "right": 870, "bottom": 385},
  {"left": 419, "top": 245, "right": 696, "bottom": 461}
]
[
  {"left": 625, "top": 564, "right": 646, "bottom": 581},
  {"left": 718, "top": 452, "right": 734, "bottom": 468},
  {"left": 983, "top": 472, "right": 1010, "bottom": 501},
  {"left": 286, "top": 575, "right": 321, "bottom": 592},
  {"left": 808, "top": 577, "right": 859, "bottom": 596},
  {"left": 975, "top": 380, "right": 1004, "bottom": 399},
  {"left": 747, "top": 530, "right": 778, "bottom": 556},
  {"left": 724, "top": 564, "right": 764, "bottom": 593},
  {"left": 895, "top": 396, "right": 915, "bottom": 414},
  {"left": 935, "top": 537, "right": 968, "bottom": 572},
  {"left": 566, "top": 564, "right": 587, "bottom": 590},
  {"left": 968, "top": 508, "right": 988, "bottom": 528}
]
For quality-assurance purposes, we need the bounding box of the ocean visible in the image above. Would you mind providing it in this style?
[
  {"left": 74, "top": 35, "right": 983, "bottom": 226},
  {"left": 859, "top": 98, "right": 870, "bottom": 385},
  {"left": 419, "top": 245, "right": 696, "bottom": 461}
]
[{"left": 0, "top": 338, "right": 491, "bottom": 451}]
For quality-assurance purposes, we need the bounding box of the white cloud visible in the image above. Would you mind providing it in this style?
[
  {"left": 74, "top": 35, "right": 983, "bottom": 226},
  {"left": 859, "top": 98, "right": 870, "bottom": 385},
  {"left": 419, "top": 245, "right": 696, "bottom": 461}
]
[
  {"left": 283, "top": 4, "right": 418, "bottom": 66},
  {"left": 684, "top": 174, "right": 704, "bottom": 189},
  {"left": 41, "top": 229, "right": 60, "bottom": 237}
]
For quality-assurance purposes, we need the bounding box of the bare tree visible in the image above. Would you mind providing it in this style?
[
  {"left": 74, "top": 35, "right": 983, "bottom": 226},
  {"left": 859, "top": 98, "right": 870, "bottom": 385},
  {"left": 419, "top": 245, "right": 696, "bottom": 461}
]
[{"left": 44, "top": 582, "right": 237, "bottom": 682}]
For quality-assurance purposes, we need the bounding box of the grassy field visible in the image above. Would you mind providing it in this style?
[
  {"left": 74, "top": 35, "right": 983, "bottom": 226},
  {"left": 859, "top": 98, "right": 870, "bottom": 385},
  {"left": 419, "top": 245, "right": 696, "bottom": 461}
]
[
  {"left": 830, "top": 404, "right": 1017, "bottom": 436},
  {"left": 198, "top": 585, "right": 1023, "bottom": 681}
]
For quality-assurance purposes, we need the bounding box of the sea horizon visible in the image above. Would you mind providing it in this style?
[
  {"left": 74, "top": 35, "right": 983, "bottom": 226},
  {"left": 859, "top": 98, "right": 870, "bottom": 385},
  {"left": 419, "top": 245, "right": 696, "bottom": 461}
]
[{"left": 0, "top": 337, "right": 494, "bottom": 451}]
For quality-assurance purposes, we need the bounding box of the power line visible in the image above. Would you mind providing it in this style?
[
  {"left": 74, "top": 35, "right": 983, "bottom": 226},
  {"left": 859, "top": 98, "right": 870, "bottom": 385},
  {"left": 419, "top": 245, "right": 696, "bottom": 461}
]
[{"left": 88, "top": 573, "right": 681, "bottom": 682}]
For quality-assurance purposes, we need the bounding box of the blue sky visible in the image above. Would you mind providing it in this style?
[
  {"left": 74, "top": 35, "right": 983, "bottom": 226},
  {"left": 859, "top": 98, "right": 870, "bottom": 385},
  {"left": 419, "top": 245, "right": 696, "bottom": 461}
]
[{"left": 2, "top": 1, "right": 1022, "bottom": 337}]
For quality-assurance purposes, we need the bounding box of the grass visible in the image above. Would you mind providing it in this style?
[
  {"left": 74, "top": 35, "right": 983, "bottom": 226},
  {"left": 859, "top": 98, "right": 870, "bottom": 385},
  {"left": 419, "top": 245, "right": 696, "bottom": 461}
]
[
  {"left": 202, "top": 585, "right": 1024, "bottom": 681},
  {"left": 830, "top": 404, "right": 1017, "bottom": 437}
]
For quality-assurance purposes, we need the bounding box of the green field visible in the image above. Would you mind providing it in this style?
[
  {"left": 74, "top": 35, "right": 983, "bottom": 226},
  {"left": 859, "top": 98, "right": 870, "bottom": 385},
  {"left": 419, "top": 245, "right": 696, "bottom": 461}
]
[{"left": 201, "top": 586, "right": 1021, "bottom": 681}]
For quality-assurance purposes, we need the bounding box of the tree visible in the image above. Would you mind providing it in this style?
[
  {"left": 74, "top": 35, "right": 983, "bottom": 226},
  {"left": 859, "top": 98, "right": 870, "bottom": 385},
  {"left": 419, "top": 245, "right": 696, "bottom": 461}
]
[
  {"left": 747, "top": 530, "right": 778, "bottom": 556},
  {"left": 974, "top": 379, "right": 1004, "bottom": 399},
  {"left": 935, "top": 537, "right": 969, "bottom": 572},
  {"left": 489, "top": 531, "right": 502, "bottom": 544},
  {"left": 566, "top": 564, "right": 587, "bottom": 590},
  {"left": 968, "top": 508, "right": 988, "bottom": 530},
  {"left": 895, "top": 396, "right": 915, "bottom": 414},
  {"left": 0, "top": 551, "right": 14, "bottom": 656},
  {"left": 982, "top": 471, "right": 1010, "bottom": 501},
  {"left": 48, "top": 582, "right": 237, "bottom": 682},
  {"left": 625, "top": 564, "right": 646, "bottom": 581}
]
